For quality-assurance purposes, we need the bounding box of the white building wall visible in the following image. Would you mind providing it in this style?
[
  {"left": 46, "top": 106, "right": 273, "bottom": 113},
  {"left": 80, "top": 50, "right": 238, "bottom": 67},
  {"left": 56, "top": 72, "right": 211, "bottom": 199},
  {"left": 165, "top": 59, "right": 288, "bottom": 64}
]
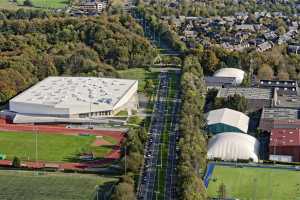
[
  {"left": 68, "top": 103, "right": 111, "bottom": 115},
  {"left": 113, "top": 81, "right": 138, "bottom": 111},
  {"left": 9, "top": 101, "right": 69, "bottom": 116}
]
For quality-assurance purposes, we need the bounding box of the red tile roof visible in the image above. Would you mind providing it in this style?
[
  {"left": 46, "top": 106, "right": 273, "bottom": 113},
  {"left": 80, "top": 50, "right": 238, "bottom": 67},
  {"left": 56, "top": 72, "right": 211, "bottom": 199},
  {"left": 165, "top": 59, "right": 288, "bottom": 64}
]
[{"left": 270, "top": 128, "right": 300, "bottom": 146}]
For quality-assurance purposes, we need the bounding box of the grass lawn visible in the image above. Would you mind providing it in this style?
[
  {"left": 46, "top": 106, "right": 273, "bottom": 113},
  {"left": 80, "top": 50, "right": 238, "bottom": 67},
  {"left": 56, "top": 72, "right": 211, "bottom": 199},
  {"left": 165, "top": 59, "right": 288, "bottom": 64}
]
[
  {"left": 0, "top": 0, "right": 24, "bottom": 9},
  {"left": 117, "top": 68, "right": 159, "bottom": 92},
  {"left": 0, "top": 131, "right": 116, "bottom": 162},
  {"left": 111, "top": 0, "right": 124, "bottom": 6},
  {"left": 115, "top": 110, "right": 128, "bottom": 117},
  {"left": 0, "top": 0, "right": 68, "bottom": 10},
  {"left": 208, "top": 165, "right": 300, "bottom": 200},
  {"left": 0, "top": 170, "right": 116, "bottom": 200}
]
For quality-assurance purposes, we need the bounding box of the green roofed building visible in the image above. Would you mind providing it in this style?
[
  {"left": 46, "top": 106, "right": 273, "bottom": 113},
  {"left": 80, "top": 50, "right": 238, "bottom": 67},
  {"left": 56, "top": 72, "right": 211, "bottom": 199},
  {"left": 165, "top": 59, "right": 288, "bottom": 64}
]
[{"left": 206, "top": 108, "right": 249, "bottom": 134}]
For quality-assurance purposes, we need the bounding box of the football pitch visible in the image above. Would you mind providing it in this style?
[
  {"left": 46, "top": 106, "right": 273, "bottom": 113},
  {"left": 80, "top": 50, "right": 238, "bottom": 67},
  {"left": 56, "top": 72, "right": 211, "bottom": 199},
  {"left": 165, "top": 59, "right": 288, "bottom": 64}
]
[
  {"left": 0, "top": 131, "right": 117, "bottom": 162},
  {"left": 207, "top": 165, "right": 300, "bottom": 200},
  {"left": 0, "top": 170, "right": 116, "bottom": 200}
]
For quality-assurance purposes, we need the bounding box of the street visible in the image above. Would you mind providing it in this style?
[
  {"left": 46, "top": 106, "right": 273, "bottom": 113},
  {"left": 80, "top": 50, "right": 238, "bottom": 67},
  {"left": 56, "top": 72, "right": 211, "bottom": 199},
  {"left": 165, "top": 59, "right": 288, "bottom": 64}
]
[
  {"left": 137, "top": 71, "right": 181, "bottom": 200},
  {"left": 163, "top": 74, "right": 181, "bottom": 200},
  {"left": 137, "top": 72, "right": 169, "bottom": 200}
]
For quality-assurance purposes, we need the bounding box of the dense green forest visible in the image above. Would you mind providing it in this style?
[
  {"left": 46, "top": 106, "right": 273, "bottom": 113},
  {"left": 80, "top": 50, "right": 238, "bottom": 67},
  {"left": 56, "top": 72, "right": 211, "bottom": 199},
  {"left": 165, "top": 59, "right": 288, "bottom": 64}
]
[
  {"left": 0, "top": 12, "right": 157, "bottom": 103},
  {"left": 177, "top": 56, "right": 208, "bottom": 200},
  {"left": 0, "top": 9, "right": 52, "bottom": 20}
]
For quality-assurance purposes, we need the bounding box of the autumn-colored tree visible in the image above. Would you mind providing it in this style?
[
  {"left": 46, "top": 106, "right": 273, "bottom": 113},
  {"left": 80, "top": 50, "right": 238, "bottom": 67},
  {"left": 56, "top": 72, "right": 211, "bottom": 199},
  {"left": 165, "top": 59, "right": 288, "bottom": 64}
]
[
  {"left": 277, "top": 71, "right": 289, "bottom": 80},
  {"left": 201, "top": 50, "right": 220, "bottom": 74},
  {"left": 257, "top": 64, "right": 274, "bottom": 80}
]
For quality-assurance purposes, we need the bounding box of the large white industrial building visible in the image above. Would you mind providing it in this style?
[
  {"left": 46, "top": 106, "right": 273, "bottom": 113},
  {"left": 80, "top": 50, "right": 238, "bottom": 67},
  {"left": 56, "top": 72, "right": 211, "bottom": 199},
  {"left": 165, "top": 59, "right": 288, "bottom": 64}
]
[
  {"left": 9, "top": 76, "right": 138, "bottom": 118},
  {"left": 207, "top": 132, "right": 260, "bottom": 162},
  {"left": 213, "top": 68, "right": 245, "bottom": 85}
]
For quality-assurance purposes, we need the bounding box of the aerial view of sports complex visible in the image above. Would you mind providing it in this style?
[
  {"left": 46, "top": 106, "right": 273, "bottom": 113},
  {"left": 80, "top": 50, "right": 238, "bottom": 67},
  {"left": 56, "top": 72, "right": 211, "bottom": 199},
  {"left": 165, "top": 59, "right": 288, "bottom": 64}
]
[
  {"left": 0, "top": 67, "right": 300, "bottom": 200},
  {"left": 0, "top": 76, "right": 140, "bottom": 199},
  {"left": 2, "top": 0, "right": 300, "bottom": 199}
]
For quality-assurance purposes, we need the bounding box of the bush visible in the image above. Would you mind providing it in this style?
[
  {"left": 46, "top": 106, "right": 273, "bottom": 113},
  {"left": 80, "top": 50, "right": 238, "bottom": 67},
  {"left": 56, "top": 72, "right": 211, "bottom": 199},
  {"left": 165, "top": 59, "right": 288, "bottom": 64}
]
[
  {"left": 111, "top": 176, "right": 136, "bottom": 200},
  {"left": 126, "top": 152, "right": 143, "bottom": 173},
  {"left": 23, "top": 0, "right": 33, "bottom": 6},
  {"left": 12, "top": 156, "right": 21, "bottom": 168},
  {"left": 214, "top": 94, "right": 248, "bottom": 113}
]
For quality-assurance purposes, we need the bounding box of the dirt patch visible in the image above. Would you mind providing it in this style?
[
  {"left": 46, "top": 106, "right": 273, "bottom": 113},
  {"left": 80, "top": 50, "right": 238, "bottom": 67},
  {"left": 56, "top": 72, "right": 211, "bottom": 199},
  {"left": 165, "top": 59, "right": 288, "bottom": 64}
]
[{"left": 92, "top": 139, "right": 111, "bottom": 147}]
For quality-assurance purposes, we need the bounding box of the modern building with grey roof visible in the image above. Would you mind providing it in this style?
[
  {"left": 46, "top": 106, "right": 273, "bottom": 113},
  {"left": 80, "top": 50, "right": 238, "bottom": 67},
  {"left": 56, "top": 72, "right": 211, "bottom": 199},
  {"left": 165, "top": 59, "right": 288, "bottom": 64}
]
[
  {"left": 204, "top": 76, "right": 237, "bottom": 89},
  {"left": 274, "top": 94, "right": 300, "bottom": 108},
  {"left": 261, "top": 107, "right": 300, "bottom": 120},
  {"left": 258, "top": 79, "right": 298, "bottom": 95},
  {"left": 217, "top": 87, "right": 274, "bottom": 111},
  {"left": 259, "top": 107, "right": 300, "bottom": 131}
]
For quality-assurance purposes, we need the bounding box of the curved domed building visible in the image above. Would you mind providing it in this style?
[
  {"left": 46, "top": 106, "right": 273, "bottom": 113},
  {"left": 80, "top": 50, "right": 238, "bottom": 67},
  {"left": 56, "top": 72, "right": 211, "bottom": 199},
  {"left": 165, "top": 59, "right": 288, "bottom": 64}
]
[
  {"left": 213, "top": 68, "right": 245, "bottom": 85},
  {"left": 207, "top": 132, "right": 260, "bottom": 162},
  {"left": 206, "top": 108, "right": 249, "bottom": 134}
]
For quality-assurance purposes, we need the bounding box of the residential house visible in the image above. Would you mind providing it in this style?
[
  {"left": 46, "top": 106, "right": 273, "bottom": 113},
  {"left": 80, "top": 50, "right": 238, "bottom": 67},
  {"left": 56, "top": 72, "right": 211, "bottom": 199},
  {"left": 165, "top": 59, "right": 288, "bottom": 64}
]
[
  {"left": 288, "top": 45, "right": 300, "bottom": 54},
  {"left": 235, "top": 24, "right": 255, "bottom": 32},
  {"left": 256, "top": 41, "right": 273, "bottom": 52},
  {"left": 79, "top": 0, "right": 104, "bottom": 13}
]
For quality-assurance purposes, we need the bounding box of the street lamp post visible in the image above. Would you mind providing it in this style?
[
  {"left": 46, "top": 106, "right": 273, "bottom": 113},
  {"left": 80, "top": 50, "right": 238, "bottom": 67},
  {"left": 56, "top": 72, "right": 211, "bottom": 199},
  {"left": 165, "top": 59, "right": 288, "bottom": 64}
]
[
  {"left": 33, "top": 122, "right": 38, "bottom": 175},
  {"left": 35, "top": 126, "right": 38, "bottom": 164},
  {"left": 125, "top": 145, "right": 127, "bottom": 176}
]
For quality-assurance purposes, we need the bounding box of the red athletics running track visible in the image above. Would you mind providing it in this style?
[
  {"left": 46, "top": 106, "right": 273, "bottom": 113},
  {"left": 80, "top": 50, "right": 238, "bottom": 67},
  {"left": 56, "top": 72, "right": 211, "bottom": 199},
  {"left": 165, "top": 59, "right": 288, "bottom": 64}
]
[{"left": 0, "top": 118, "right": 125, "bottom": 170}]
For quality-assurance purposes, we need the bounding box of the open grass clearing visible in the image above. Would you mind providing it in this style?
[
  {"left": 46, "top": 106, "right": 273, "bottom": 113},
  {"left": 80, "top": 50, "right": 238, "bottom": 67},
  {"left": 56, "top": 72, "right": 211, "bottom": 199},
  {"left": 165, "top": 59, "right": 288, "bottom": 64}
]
[
  {"left": 0, "top": 131, "right": 117, "bottom": 162},
  {"left": 117, "top": 68, "right": 159, "bottom": 92},
  {"left": 0, "top": 0, "right": 68, "bottom": 10},
  {"left": 208, "top": 165, "right": 300, "bottom": 200},
  {"left": 0, "top": 170, "right": 116, "bottom": 200}
]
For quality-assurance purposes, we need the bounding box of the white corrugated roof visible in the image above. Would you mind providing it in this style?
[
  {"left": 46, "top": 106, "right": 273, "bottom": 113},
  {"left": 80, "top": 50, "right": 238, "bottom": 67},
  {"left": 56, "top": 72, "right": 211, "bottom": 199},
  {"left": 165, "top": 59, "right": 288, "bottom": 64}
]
[
  {"left": 206, "top": 108, "right": 249, "bottom": 133},
  {"left": 207, "top": 132, "right": 260, "bottom": 162},
  {"left": 213, "top": 68, "right": 245, "bottom": 84}
]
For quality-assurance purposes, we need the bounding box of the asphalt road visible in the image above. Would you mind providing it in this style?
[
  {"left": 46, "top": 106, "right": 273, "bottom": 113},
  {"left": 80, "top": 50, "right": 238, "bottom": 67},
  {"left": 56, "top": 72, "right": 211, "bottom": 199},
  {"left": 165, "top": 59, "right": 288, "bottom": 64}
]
[
  {"left": 137, "top": 72, "right": 169, "bottom": 200},
  {"left": 163, "top": 72, "right": 181, "bottom": 200},
  {"left": 137, "top": 71, "right": 181, "bottom": 200}
]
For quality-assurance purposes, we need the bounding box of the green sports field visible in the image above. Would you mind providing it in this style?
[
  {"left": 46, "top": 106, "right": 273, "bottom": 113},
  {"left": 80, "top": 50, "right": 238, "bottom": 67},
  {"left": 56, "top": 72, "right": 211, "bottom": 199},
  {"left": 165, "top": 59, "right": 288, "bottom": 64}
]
[
  {"left": 0, "top": 131, "right": 116, "bottom": 162},
  {"left": 0, "top": 170, "right": 116, "bottom": 200},
  {"left": 0, "top": 0, "right": 68, "bottom": 10},
  {"left": 208, "top": 165, "right": 300, "bottom": 200}
]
